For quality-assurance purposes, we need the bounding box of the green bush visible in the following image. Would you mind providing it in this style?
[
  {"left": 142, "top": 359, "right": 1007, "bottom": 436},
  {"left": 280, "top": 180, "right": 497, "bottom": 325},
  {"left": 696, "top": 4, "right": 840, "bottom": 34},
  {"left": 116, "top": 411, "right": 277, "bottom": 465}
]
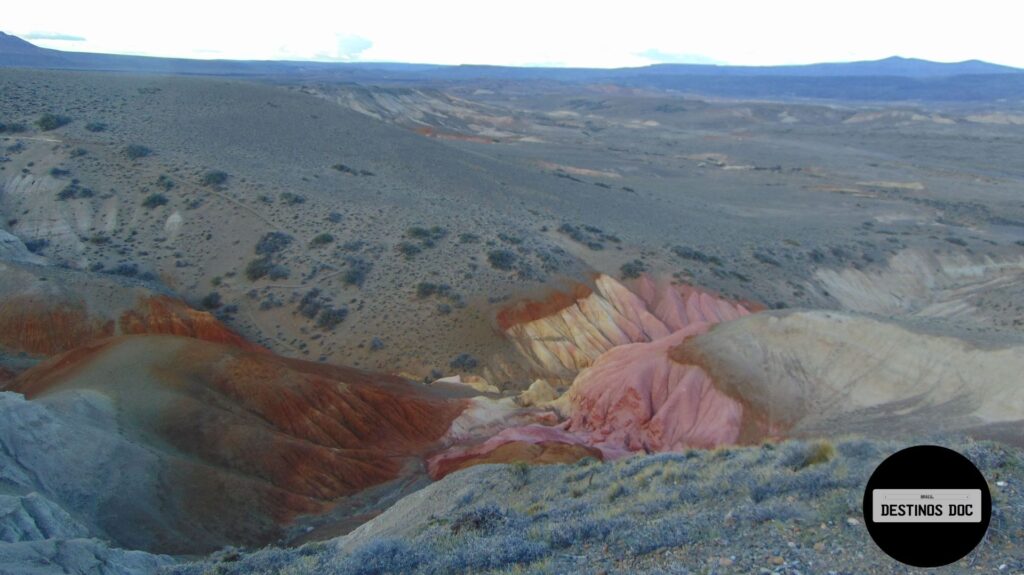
[
  {"left": 84, "top": 122, "right": 107, "bottom": 132},
  {"left": 124, "top": 145, "right": 153, "bottom": 159},
  {"left": 487, "top": 249, "right": 517, "bottom": 271},
  {"left": 142, "top": 193, "right": 168, "bottom": 209},
  {"left": 342, "top": 257, "right": 372, "bottom": 287},
  {"left": 309, "top": 233, "right": 334, "bottom": 247},
  {"left": 245, "top": 257, "right": 289, "bottom": 281},
  {"left": 620, "top": 259, "right": 647, "bottom": 279},
  {"left": 36, "top": 113, "right": 71, "bottom": 131},
  {"left": 155, "top": 174, "right": 175, "bottom": 190},
  {"left": 201, "top": 170, "right": 229, "bottom": 187}
]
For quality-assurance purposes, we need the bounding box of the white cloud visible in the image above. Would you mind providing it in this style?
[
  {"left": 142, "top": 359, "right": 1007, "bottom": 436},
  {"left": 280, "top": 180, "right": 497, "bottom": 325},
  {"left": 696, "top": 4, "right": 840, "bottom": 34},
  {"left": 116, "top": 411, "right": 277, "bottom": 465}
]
[
  {"left": 4, "top": 0, "right": 1024, "bottom": 67},
  {"left": 22, "top": 31, "right": 86, "bottom": 42}
]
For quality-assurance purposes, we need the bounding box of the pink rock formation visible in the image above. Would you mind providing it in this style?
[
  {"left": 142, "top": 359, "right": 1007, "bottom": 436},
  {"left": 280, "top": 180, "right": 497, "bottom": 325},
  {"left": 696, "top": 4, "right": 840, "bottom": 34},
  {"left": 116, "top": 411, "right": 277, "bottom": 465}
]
[
  {"left": 500, "top": 274, "right": 752, "bottom": 383},
  {"left": 430, "top": 274, "right": 759, "bottom": 475},
  {"left": 560, "top": 324, "right": 745, "bottom": 455}
]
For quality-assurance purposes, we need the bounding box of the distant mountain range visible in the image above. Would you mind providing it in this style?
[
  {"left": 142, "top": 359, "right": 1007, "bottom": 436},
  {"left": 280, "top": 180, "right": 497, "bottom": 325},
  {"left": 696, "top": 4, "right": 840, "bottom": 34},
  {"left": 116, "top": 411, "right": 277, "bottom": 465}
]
[{"left": 3, "top": 31, "right": 1023, "bottom": 102}]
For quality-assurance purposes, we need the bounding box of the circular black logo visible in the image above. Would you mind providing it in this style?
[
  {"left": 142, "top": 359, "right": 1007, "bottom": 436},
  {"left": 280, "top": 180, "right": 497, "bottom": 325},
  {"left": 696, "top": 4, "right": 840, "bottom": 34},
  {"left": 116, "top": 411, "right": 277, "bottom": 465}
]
[{"left": 862, "top": 445, "right": 991, "bottom": 567}]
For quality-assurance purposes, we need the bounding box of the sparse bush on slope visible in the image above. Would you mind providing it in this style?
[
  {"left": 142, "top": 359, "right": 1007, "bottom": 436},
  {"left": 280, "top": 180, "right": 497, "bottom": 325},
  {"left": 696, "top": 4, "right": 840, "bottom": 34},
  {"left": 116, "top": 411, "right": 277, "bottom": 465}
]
[
  {"left": 36, "top": 113, "right": 71, "bottom": 131},
  {"left": 168, "top": 438, "right": 1024, "bottom": 574},
  {"left": 124, "top": 144, "right": 152, "bottom": 159},
  {"left": 201, "top": 170, "right": 229, "bottom": 188}
]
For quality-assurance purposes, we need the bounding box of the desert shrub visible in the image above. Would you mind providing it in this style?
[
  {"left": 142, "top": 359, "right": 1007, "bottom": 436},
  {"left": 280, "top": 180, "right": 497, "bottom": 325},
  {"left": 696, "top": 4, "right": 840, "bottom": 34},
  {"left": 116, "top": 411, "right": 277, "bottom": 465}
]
[
  {"left": 416, "top": 282, "right": 450, "bottom": 298},
  {"left": 23, "top": 238, "right": 48, "bottom": 253},
  {"left": 450, "top": 504, "right": 511, "bottom": 536},
  {"left": 671, "top": 245, "right": 723, "bottom": 266},
  {"left": 340, "top": 240, "right": 365, "bottom": 252},
  {"left": 309, "top": 233, "right": 334, "bottom": 247},
  {"left": 342, "top": 257, "right": 372, "bottom": 287},
  {"left": 458, "top": 232, "right": 480, "bottom": 243},
  {"left": 327, "top": 212, "right": 343, "bottom": 223},
  {"left": 36, "top": 113, "right": 71, "bottom": 131},
  {"left": 69, "top": 147, "right": 87, "bottom": 157},
  {"left": 331, "top": 163, "right": 373, "bottom": 176},
  {"left": 1, "top": 121, "right": 25, "bottom": 133},
  {"left": 753, "top": 251, "right": 781, "bottom": 267},
  {"left": 201, "top": 292, "right": 222, "bottom": 309},
  {"left": 255, "top": 232, "right": 293, "bottom": 255},
  {"left": 259, "top": 293, "right": 284, "bottom": 310},
  {"left": 487, "top": 249, "right": 517, "bottom": 270},
  {"left": 298, "top": 289, "right": 323, "bottom": 318},
  {"left": 142, "top": 193, "right": 168, "bottom": 209},
  {"left": 56, "top": 182, "right": 94, "bottom": 201},
  {"left": 201, "top": 170, "right": 229, "bottom": 187},
  {"left": 124, "top": 144, "right": 152, "bottom": 159},
  {"left": 245, "top": 257, "right": 289, "bottom": 281},
  {"left": 84, "top": 122, "right": 107, "bottom": 132},
  {"left": 155, "top": 174, "right": 175, "bottom": 190},
  {"left": 557, "top": 222, "right": 616, "bottom": 250},
  {"left": 335, "top": 538, "right": 425, "bottom": 575},
  {"left": 48, "top": 167, "right": 70, "bottom": 178},
  {"left": 498, "top": 233, "right": 522, "bottom": 245},
  {"left": 736, "top": 500, "right": 809, "bottom": 524},
  {"left": 406, "top": 225, "right": 448, "bottom": 247},
  {"left": 449, "top": 353, "right": 478, "bottom": 371},
  {"left": 369, "top": 337, "right": 385, "bottom": 351},
  {"left": 438, "top": 534, "right": 549, "bottom": 573},
  {"left": 396, "top": 241, "right": 421, "bottom": 258},
  {"left": 778, "top": 440, "right": 836, "bottom": 470},
  {"left": 280, "top": 192, "right": 305, "bottom": 205},
  {"left": 109, "top": 262, "right": 139, "bottom": 277},
  {"left": 317, "top": 306, "right": 348, "bottom": 330},
  {"left": 750, "top": 464, "right": 852, "bottom": 503},
  {"left": 620, "top": 259, "right": 647, "bottom": 279},
  {"left": 544, "top": 514, "right": 622, "bottom": 550}
]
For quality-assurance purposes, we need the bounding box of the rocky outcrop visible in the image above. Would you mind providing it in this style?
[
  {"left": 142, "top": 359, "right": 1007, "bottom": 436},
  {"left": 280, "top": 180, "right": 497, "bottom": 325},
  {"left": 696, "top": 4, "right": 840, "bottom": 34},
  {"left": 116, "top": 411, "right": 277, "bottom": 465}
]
[
  {"left": 2, "top": 335, "right": 472, "bottom": 554},
  {"left": 0, "top": 230, "right": 47, "bottom": 265}
]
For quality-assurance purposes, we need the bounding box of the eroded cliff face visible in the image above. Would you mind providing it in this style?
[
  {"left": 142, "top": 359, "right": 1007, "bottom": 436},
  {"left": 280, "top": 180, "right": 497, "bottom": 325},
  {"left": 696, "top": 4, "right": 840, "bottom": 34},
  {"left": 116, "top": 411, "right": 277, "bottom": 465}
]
[{"left": 499, "top": 274, "right": 753, "bottom": 384}]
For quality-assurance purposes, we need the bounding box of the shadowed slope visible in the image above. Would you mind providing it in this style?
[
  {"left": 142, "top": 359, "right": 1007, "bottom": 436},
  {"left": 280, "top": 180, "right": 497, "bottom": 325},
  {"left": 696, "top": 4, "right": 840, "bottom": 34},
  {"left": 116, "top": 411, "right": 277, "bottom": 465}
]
[{"left": 3, "top": 335, "right": 470, "bottom": 553}]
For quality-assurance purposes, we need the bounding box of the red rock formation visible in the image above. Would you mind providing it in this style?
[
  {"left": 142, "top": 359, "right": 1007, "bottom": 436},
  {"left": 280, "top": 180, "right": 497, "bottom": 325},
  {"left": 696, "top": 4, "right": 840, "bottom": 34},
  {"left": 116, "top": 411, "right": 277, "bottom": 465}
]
[
  {"left": 118, "top": 295, "right": 262, "bottom": 352},
  {"left": 6, "top": 335, "right": 470, "bottom": 551},
  {"left": 0, "top": 297, "right": 114, "bottom": 356},
  {"left": 0, "top": 290, "right": 260, "bottom": 357}
]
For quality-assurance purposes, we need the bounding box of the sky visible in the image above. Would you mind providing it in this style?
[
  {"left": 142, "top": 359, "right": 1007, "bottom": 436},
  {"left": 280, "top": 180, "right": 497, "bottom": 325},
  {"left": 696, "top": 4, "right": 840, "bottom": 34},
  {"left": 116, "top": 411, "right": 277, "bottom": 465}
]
[{"left": 5, "top": 0, "right": 1024, "bottom": 68}]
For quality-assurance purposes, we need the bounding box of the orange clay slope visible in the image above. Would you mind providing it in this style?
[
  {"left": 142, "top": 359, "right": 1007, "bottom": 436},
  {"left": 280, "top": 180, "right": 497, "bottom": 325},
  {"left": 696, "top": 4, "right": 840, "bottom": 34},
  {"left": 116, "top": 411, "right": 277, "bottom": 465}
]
[
  {"left": 4, "top": 334, "right": 472, "bottom": 553},
  {"left": 0, "top": 260, "right": 260, "bottom": 357}
]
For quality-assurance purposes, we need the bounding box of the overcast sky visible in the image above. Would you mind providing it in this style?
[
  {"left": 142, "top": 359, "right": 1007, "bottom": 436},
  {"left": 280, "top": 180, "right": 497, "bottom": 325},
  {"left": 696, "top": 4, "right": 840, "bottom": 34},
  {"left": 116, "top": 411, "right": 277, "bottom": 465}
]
[{"left": 5, "top": 0, "right": 1023, "bottom": 68}]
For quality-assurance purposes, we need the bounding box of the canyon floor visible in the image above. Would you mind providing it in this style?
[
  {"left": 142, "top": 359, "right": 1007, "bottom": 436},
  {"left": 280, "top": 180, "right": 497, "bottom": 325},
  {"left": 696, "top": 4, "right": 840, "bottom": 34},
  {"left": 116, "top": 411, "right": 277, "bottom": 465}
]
[{"left": 1, "top": 61, "right": 1023, "bottom": 574}]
